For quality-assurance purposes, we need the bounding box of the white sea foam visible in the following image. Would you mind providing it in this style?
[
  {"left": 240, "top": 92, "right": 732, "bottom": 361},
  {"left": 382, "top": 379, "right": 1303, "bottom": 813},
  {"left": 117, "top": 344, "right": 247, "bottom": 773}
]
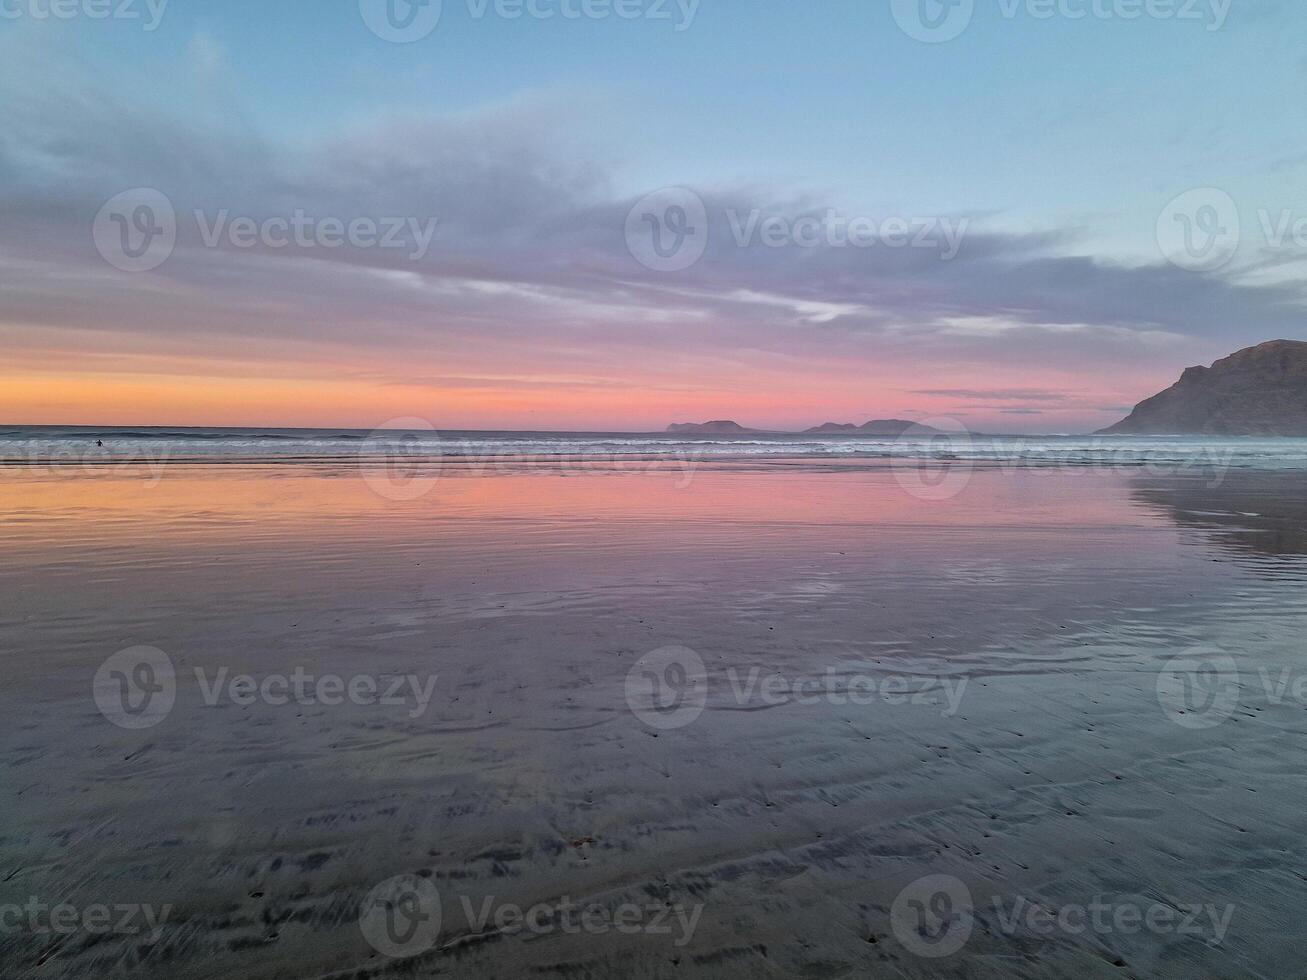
[{"left": 4, "top": 427, "right": 1307, "bottom": 471}]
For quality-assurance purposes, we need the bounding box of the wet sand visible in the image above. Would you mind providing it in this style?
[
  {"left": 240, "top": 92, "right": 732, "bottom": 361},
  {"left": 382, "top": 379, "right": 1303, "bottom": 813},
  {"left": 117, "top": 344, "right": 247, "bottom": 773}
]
[{"left": 1, "top": 460, "right": 1304, "bottom": 978}]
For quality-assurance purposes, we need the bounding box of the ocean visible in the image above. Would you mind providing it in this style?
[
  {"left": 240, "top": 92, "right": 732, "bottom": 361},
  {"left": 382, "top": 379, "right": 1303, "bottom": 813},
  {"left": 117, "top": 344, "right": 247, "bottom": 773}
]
[
  {"left": 3, "top": 427, "right": 1307, "bottom": 977},
  {"left": 5, "top": 424, "right": 1307, "bottom": 471}
]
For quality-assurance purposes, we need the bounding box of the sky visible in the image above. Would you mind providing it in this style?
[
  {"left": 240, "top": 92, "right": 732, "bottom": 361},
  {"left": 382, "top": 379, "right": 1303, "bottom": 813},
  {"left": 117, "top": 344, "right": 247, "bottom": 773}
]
[{"left": 1, "top": 0, "right": 1306, "bottom": 433}]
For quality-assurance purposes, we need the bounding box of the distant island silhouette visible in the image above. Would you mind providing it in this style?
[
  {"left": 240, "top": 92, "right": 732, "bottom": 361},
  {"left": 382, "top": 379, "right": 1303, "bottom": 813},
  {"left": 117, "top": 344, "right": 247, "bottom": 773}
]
[
  {"left": 670, "top": 342, "right": 1307, "bottom": 439},
  {"left": 667, "top": 419, "right": 944, "bottom": 436}
]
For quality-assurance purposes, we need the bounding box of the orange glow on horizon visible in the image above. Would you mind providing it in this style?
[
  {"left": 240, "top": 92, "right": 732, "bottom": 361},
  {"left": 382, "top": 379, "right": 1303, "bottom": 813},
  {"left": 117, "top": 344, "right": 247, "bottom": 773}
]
[{"left": 1, "top": 359, "right": 1143, "bottom": 433}]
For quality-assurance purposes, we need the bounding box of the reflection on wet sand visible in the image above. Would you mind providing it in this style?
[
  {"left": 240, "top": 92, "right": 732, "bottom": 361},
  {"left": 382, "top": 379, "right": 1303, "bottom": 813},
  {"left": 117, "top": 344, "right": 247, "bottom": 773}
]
[
  {"left": 1130, "top": 471, "right": 1307, "bottom": 566},
  {"left": 1, "top": 462, "right": 1305, "bottom": 978}
]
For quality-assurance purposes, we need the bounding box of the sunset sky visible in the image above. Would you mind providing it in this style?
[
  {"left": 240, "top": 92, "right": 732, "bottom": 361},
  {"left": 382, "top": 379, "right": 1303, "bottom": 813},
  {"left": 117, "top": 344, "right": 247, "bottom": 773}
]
[{"left": 2, "top": 0, "right": 1306, "bottom": 432}]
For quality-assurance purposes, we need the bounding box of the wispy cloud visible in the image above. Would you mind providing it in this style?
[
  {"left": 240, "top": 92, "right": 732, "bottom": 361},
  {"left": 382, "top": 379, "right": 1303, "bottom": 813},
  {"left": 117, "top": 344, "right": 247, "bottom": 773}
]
[{"left": 2, "top": 37, "right": 1305, "bottom": 429}]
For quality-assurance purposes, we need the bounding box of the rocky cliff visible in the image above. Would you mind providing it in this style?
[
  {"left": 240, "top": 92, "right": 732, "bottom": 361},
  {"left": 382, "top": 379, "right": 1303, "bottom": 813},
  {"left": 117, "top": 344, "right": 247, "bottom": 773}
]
[{"left": 1100, "top": 341, "right": 1307, "bottom": 436}]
